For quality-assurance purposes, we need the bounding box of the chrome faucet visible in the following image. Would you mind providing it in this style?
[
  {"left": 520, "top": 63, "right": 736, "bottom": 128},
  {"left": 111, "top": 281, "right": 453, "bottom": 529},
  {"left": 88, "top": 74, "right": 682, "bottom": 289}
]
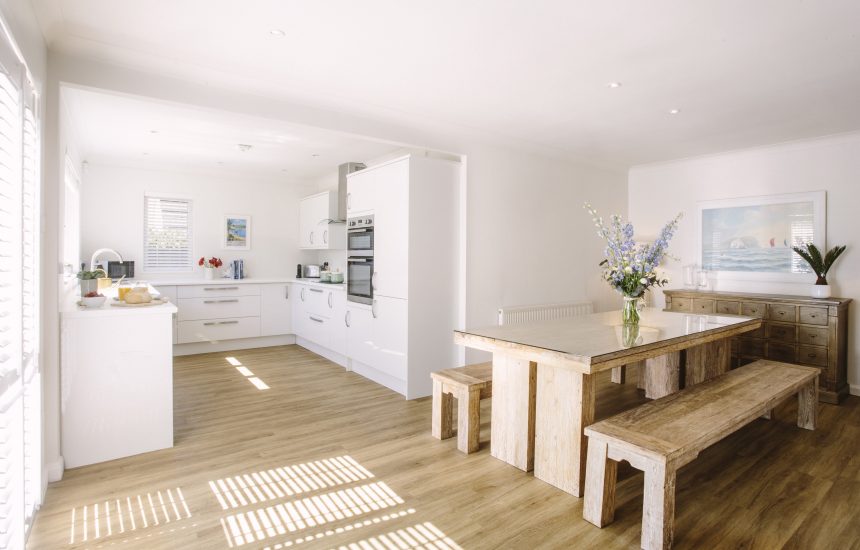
[{"left": 90, "top": 248, "right": 123, "bottom": 271}]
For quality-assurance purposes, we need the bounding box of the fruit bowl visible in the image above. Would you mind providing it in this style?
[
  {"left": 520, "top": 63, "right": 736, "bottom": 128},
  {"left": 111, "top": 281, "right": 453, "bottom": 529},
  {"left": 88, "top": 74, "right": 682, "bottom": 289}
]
[{"left": 81, "top": 294, "right": 107, "bottom": 308}]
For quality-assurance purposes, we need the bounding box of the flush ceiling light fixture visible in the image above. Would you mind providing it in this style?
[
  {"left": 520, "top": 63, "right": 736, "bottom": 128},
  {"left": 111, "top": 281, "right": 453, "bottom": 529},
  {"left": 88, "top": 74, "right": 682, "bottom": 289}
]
[
  {"left": 606, "top": 82, "right": 622, "bottom": 88},
  {"left": 149, "top": 129, "right": 159, "bottom": 134},
  {"left": 668, "top": 108, "right": 681, "bottom": 115},
  {"left": 311, "top": 153, "right": 320, "bottom": 158},
  {"left": 237, "top": 144, "right": 253, "bottom": 152},
  {"left": 269, "top": 29, "right": 286, "bottom": 37}
]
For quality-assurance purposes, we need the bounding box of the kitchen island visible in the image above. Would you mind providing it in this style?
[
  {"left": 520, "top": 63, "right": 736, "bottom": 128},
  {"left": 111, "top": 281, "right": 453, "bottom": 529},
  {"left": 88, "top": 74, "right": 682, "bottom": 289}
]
[{"left": 60, "top": 286, "right": 177, "bottom": 468}]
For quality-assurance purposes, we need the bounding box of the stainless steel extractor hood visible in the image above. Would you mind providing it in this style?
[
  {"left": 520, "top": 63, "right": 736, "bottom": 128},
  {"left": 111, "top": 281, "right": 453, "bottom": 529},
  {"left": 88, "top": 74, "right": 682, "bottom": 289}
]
[{"left": 328, "top": 162, "right": 366, "bottom": 223}]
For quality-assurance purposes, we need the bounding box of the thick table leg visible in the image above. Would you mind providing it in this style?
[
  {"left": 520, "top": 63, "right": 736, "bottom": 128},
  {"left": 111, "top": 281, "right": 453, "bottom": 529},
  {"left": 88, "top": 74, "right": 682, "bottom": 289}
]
[
  {"left": 533, "top": 364, "right": 596, "bottom": 496},
  {"left": 644, "top": 352, "right": 680, "bottom": 399},
  {"left": 611, "top": 366, "right": 626, "bottom": 384},
  {"left": 431, "top": 380, "right": 453, "bottom": 440},
  {"left": 797, "top": 377, "right": 818, "bottom": 430},
  {"left": 457, "top": 386, "right": 481, "bottom": 453},
  {"left": 490, "top": 353, "right": 537, "bottom": 471},
  {"left": 583, "top": 438, "right": 617, "bottom": 527},
  {"left": 642, "top": 461, "right": 677, "bottom": 550},
  {"left": 686, "top": 339, "right": 731, "bottom": 386},
  {"left": 632, "top": 360, "right": 646, "bottom": 390}
]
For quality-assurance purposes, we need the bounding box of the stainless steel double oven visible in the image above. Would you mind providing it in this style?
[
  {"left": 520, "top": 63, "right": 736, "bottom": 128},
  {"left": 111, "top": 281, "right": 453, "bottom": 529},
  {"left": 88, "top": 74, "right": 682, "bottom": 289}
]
[{"left": 347, "top": 215, "right": 374, "bottom": 305}]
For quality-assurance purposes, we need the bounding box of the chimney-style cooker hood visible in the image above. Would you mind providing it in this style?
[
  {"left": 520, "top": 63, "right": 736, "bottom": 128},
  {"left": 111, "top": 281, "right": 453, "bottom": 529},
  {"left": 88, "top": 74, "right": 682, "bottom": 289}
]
[{"left": 325, "top": 162, "right": 366, "bottom": 224}]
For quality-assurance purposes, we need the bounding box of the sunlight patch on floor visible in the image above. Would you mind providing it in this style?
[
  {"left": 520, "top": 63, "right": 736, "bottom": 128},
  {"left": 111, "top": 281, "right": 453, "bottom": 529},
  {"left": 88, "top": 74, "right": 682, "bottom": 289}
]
[
  {"left": 227, "top": 356, "right": 271, "bottom": 390},
  {"left": 259, "top": 508, "right": 417, "bottom": 550},
  {"left": 333, "top": 522, "right": 463, "bottom": 550},
  {"left": 67, "top": 487, "right": 192, "bottom": 545},
  {"left": 209, "top": 456, "right": 374, "bottom": 511},
  {"left": 220, "top": 481, "right": 404, "bottom": 546}
]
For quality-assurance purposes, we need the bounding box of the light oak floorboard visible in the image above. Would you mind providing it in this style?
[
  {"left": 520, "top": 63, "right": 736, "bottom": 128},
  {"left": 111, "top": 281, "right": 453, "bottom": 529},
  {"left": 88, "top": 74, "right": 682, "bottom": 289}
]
[{"left": 28, "top": 345, "right": 860, "bottom": 549}]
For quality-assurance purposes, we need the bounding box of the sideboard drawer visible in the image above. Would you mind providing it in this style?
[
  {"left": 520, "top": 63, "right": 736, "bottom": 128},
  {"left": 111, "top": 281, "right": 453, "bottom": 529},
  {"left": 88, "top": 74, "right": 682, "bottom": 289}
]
[
  {"left": 716, "top": 300, "right": 740, "bottom": 315},
  {"left": 798, "top": 326, "right": 828, "bottom": 346},
  {"left": 741, "top": 302, "right": 767, "bottom": 318},
  {"left": 178, "top": 284, "right": 261, "bottom": 299},
  {"left": 739, "top": 339, "right": 765, "bottom": 357},
  {"left": 692, "top": 299, "right": 715, "bottom": 314},
  {"left": 797, "top": 345, "right": 827, "bottom": 367},
  {"left": 177, "top": 295, "right": 261, "bottom": 321},
  {"left": 799, "top": 306, "right": 828, "bottom": 326},
  {"left": 669, "top": 297, "right": 692, "bottom": 312},
  {"left": 767, "top": 342, "right": 796, "bottom": 362},
  {"left": 768, "top": 303, "right": 797, "bottom": 322},
  {"left": 767, "top": 322, "right": 796, "bottom": 344},
  {"left": 178, "top": 317, "right": 261, "bottom": 343}
]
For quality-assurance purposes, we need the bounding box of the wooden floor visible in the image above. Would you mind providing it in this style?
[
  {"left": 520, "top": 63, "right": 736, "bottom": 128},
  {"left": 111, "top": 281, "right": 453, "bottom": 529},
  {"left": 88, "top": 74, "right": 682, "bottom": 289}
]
[{"left": 28, "top": 345, "right": 860, "bottom": 549}]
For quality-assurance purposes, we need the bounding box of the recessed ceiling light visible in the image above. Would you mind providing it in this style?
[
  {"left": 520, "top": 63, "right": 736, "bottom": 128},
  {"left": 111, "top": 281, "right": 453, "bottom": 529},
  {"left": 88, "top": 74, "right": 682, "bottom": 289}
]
[
  {"left": 149, "top": 130, "right": 159, "bottom": 134},
  {"left": 269, "top": 29, "right": 286, "bottom": 37},
  {"left": 237, "top": 144, "right": 253, "bottom": 152},
  {"left": 668, "top": 108, "right": 681, "bottom": 115},
  {"left": 142, "top": 152, "right": 149, "bottom": 156},
  {"left": 606, "top": 82, "right": 622, "bottom": 89},
  {"left": 311, "top": 154, "right": 320, "bottom": 158}
]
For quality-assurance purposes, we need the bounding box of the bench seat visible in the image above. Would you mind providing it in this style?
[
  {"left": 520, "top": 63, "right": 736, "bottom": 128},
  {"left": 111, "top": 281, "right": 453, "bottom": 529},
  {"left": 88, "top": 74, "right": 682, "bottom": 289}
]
[
  {"left": 431, "top": 363, "right": 492, "bottom": 453},
  {"left": 583, "top": 359, "right": 819, "bottom": 550}
]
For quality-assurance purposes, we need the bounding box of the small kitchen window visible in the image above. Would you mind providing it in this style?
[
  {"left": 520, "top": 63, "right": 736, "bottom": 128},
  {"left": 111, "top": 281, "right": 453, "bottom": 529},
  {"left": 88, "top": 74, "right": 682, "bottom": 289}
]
[{"left": 144, "top": 195, "right": 193, "bottom": 272}]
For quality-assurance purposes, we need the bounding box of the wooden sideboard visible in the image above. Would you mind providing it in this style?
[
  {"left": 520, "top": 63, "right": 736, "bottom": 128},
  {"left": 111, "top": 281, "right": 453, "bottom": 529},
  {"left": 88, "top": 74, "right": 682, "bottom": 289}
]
[{"left": 663, "top": 289, "right": 851, "bottom": 404}]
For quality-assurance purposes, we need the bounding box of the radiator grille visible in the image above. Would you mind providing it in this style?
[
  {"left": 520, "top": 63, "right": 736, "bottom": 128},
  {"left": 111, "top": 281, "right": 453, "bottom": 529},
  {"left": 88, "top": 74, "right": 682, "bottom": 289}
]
[{"left": 498, "top": 301, "right": 593, "bottom": 326}]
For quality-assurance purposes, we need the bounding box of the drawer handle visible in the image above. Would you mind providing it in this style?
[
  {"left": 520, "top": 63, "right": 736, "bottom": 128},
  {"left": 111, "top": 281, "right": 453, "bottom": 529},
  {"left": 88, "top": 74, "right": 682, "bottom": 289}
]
[
  {"left": 809, "top": 314, "right": 817, "bottom": 319},
  {"left": 777, "top": 311, "right": 785, "bottom": 315},
  {"left": 204, "top": 287, "right": 238, "bottom": 291},
  {"left": 309, "top": 288, "right": 324, "bottom": 293},
  {"left": 808, "top": 353, "right": 817, "bottom": 358},
  {"left": 809, "top": 335, "right": 817, "bottom": 339},
  {"left": 309, "top": 316, "right": 324, "bottom": 323},
  {"left": 204, "top": 299, "right": 239, "bottom": 304},
  {"left": 204, "top": 320, "right": 239, "bottom": 325}
]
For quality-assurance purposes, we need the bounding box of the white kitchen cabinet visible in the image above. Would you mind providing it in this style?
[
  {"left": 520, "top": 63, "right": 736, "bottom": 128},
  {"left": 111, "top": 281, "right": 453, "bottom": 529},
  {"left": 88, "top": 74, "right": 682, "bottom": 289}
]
[
  {"left": 346, "top": 171, "right": 375, "bottom": 215},
  {"left": 346, "top": 304, "right": 374, "bottom": 367},
  {"left": 260, "top": 283, "right": 292, "bottom": 336},
  {"left": 178, "top": 295, "right": 260, "bottom": 321},
  {"left": 300, "top": 191, "right": 345, "bottom": 250},
  {"left": 330, "top": 289, "right": 348, "bottom": 356},
  {"left": 153, "top": 285, "right": 178, "bottom": 344},
  {"left": 178, "top": 316, "right": 261, "bottom": 344},
  {"left": 370, "top": 296, "right": 408, "bottom": 381}
]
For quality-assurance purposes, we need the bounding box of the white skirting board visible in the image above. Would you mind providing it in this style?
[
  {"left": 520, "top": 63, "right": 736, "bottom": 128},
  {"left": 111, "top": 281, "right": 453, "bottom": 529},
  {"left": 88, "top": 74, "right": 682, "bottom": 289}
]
[
  {"left": 850, "top": 384, "right": 859, "bottom": 397},
  {"left": 349, "top": 359, "right": 407, "bottom": 398},
  {"left": 173, "top": 334, "right": 295, "bottom": 356},
  {"left": 46, "top": 457, "right": 64, "bottom": 482},
  {"left": 295, "top": 337, "right": 348, "bottom": 369}
]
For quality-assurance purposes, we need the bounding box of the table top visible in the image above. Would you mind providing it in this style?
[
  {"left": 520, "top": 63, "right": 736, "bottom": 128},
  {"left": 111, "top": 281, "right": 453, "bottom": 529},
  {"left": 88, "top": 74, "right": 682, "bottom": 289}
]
[{"left": 454, "top": 308, "right": 761, "bottom": 373}]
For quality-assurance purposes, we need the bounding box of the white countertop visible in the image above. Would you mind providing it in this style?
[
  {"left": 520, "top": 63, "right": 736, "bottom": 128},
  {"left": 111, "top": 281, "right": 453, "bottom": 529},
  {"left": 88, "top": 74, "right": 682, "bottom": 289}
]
[
  {"left": 145, "top": 277, "right": 346, "bottom": 291},
  {"left": 62, "top": 284, "right": 177, "bottom": 319}
]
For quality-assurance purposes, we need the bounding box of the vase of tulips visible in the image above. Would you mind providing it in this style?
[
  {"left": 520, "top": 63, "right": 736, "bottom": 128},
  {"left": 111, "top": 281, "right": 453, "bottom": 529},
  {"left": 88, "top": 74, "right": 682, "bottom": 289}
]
[
  {"left": 199, "top": 256, "right": 223, "bottom": 279},
  {"left": 585, "top": 204, "right": 683, "bottom": 326}
]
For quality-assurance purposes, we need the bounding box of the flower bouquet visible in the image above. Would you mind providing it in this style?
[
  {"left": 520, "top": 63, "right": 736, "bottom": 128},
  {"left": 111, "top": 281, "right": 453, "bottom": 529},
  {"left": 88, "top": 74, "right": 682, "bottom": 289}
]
[
  {"left": 199, "top": 256, "right": 223, "bottom": 279},
  {"left": 585, "top": 204, "right": 682, "bottom": 325}
]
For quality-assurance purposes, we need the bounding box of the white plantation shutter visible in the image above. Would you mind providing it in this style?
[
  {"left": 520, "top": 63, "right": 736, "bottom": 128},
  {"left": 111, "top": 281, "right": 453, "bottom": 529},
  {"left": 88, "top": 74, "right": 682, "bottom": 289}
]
[
  {"left": 0, "top": 56, "right": 24, "bottom": 550},
  {"left": 144, "top": 195, "right": 193, "bottom": 272}
]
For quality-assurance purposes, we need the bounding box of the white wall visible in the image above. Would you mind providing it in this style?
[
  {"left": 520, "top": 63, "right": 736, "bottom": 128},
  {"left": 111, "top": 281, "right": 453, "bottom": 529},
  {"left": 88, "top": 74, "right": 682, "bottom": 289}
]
[
  {"left": 80, "top": 163, "right": 318, "bottom": 280},
  {"left": 629, "top": 131, "right": 860, "bottom": 393}
]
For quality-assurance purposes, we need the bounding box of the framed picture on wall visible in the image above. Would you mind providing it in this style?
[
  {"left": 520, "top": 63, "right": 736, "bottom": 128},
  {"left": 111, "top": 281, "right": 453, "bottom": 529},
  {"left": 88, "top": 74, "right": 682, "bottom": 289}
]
[
  {"left": 223, "top": 214, "right": 251, "bottom": 250},
  {"left": 697, "top": 191, "right": 826, "bottom": 283}
]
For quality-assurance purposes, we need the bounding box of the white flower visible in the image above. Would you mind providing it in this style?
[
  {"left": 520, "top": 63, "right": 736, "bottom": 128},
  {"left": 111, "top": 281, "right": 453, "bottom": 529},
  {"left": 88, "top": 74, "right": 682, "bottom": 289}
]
[
  {"left": 624, "top": 266, "right": 633, "bottom": 274},
  {"left": 639, "top": 277, "right": 648, "bottom": 284}
]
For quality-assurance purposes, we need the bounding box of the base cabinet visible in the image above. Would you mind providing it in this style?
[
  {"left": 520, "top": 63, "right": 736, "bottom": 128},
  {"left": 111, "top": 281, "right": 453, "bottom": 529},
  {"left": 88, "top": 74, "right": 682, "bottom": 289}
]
[
  {"left": 346, "top": 297, "right": 408, "bottom": 384},
  {"left": 260, "top": 283, "right": 292, "bottom": 336}
]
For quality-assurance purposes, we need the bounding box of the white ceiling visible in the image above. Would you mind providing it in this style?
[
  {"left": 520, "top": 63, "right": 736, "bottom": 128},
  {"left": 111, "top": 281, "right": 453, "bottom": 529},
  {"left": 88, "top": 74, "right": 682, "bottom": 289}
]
[
  {"left": 36, "top": 0, "right": 860, "bottom": 167},
  {"left": 62, "top": 87, "right": 401, "bottom": 179}
]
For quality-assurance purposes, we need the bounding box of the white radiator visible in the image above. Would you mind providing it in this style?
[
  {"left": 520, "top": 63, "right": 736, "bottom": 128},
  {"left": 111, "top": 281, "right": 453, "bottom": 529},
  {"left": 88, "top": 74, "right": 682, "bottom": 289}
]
[{"left": 497, "top": 301, "right": 594, "bottom": 326}]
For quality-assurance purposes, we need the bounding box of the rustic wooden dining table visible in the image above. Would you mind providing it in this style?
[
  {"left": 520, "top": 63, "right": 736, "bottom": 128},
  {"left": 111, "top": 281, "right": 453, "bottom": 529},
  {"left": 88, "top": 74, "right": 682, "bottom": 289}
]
[{"left": 453, "top": 308, "right": 762, "bottom": 497}]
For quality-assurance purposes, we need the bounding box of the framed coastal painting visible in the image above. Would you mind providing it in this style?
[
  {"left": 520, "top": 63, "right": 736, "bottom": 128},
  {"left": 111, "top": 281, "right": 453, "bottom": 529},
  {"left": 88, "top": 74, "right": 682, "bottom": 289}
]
[
  {"left": 223, "top": 214, "right": 251, "bottom": 250},
  {"left": 697, "top": 191, "right": 826, "bottom": 282}
]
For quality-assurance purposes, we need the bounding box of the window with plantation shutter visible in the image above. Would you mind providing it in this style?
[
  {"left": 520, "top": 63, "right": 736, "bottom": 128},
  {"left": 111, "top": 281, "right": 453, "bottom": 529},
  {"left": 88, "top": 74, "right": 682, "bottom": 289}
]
[
  {"left": 144, "top": 195, "right": 193, "bottom": 272},
  {"left": 0, "top": 57, "right": 24, "bottom": 550}
]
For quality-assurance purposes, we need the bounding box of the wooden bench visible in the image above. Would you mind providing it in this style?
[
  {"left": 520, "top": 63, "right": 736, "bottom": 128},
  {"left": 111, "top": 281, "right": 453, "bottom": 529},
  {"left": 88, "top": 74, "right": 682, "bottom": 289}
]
[
  {"left": 583, "top": 360, "right": 819, "bottom": 550},
  {"left": 431, "top": 363, "right": 493, "bottom": 454}
]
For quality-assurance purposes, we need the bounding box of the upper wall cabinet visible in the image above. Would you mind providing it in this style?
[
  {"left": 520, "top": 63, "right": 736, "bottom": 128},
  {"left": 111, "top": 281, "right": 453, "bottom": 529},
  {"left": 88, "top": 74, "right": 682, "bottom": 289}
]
[{"left": 299, "top": 191, "right": 345, "bottom": 249}]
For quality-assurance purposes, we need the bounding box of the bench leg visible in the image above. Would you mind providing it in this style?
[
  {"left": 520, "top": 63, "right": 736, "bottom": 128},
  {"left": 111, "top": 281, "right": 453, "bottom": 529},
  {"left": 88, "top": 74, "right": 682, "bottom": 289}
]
[
  {"left": 583, "top": 439, "right": 617, "bottom": 527},
  {"left": 797, "top": 378, "right": 818, "bottom": 430},
  {"left": 431, "top": 380, "right": 453, "bottom": 440},
  {"left": 457, "top": 387, "right": 481, "bottom": 453},
  {"left": 642, "top": 461, "right": 677, "bottom": 550},
  {"left": 611, "top": 365, "right": 626, "bottom": 384}
]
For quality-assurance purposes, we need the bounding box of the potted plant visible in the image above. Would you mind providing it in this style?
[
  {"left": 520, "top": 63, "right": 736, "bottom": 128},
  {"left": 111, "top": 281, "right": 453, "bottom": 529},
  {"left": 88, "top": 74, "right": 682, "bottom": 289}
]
[
  {"left": 791, "top": 243, "right": 846, "bottom": 298},
  {"left": 76, "top": 267, "right": 107, "bottom": 297},
  {"left": 199, "top": 256, "right": 223, "bottom": 280}
]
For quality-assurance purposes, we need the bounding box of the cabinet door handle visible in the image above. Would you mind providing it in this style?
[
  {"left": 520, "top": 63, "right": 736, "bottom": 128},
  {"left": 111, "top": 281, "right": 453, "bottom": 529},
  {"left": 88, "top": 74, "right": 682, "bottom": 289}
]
[
  {"left": 345, "top": 310, "right": 351, "bottom": 327},
  {"left": 371, "top": 271, "right": 377, "bottom": 291},
  {"left": 301, "top": 288, "right": 306, "bottom": 301},
  {"left": 309, "top": 288, "right": 323, "bottom": 293},
  {"left": 285, "top": 286, "right": 289, "bottom": 299},
  {"left": 323, "top": 230, "right": 328, "bottom": 244},
  {"left": 205, "top": 286, "right": 238, "bottom": 291},
  {"left": 328, "top": 292, "right": 333, "bottom": 308},
  {"left": 371, "top": 299, "right": 378, "bottom": 319},
  {"left": 347, "top": 192, "right": 351, "bottom": 210},
  {"left": 309, "top": 316, "right": 323, "bottom": 323},
  {"left": 309, "top": 231, "right": 314, "bottom": 245}
]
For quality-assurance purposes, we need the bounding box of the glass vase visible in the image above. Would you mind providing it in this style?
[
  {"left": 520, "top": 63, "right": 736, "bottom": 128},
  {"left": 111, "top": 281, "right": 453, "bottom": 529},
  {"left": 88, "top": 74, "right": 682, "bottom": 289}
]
[{"left": 622, "top": 295, "right": 641, "bottom": 326}]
